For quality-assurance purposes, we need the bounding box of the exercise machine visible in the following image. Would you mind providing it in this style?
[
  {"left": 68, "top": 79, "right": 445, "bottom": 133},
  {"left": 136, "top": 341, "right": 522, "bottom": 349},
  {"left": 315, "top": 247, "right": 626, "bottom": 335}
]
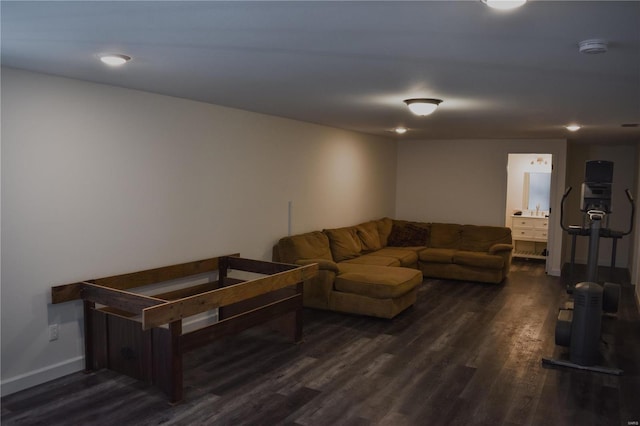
[{"left": 542, "top": 160, "right": 635, "bottom": 375}]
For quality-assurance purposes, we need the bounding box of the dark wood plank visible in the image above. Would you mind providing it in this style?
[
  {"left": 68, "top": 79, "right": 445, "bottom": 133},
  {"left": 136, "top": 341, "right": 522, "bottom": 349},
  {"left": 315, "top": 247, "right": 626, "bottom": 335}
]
[
  {"left": 180, "top": 294, "right": 303, "bottom": 352},
  {"left": 151, "top": 281, "right": 220, "bottom": 301},
  {"left": 81, "top": 283, "right": 165, "bottom": 315},
  {"left": 51, "top": 282, "right": 86, "bottom": 304},
  {"left": 218, "top": 287, "right": 295, "bottom": 320},
  {"left": 227, "top": 256, "right": 298, "bottom": 275},
  {"left": 105, "top": 314, "right": 153, "bottom": 383},
  {"left": 86, "top": 307, "right": 108, "bottom": 371},
  {"left": 93, "top": 256, "right": 230, "bottom": 291}
]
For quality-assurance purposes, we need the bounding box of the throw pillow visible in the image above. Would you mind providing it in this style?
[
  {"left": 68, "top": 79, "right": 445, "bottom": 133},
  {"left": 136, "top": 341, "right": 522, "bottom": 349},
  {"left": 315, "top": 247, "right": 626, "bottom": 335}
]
[{"left": 387, "top": 222, "right": 430, "bottom": 247}]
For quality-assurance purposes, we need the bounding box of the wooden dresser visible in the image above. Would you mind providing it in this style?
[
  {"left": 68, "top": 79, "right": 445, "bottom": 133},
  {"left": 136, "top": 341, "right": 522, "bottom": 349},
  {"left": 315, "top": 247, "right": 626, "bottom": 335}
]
[{"left": 511, "top": 215, "right": 548, "bottom": 259}]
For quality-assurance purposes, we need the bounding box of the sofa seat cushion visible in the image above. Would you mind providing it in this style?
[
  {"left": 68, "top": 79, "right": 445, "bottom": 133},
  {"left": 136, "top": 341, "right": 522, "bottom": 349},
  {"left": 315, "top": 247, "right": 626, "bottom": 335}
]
[
  {"left": 373, "top": 247, "right": 423, "bottom": 267},
  {"left": 341, "top": 255, "right": 401, "bottom": 267},
  {"left": 335, "top": 264, "right": 422, "bottom": 299},
  {"left": 453, "top": 251, "right": 504, "bottom": 269},
  {"left": 419, "top": 248, "right": 455, "bottom": 264}
]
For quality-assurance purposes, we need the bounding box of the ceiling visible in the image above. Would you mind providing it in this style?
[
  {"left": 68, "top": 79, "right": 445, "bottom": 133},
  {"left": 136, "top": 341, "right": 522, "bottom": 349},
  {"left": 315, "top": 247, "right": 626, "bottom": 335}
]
[{"left": 2, "top": 1, "right": 640, "bottom": 142}]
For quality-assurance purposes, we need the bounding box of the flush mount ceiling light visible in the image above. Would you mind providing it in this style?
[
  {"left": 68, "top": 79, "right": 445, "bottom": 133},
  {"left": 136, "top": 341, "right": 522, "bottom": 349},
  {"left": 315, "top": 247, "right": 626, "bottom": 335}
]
[
  {"left": 578, "top": 39, "right": 608, "bottom": 54},
  {"left": 481, "top": 0, "right": 527, "bottom": 10},
  {"left": 99, "top": 54, "right": 131, "bottom": 66},
  {"left": 403, "top": 98, "right": 443, "bottom": 116},
  {"left": 394, "top": 127, "right": 408, "bottom": 134},
  {"left": 565, "top": 124, "right": 581, "bottom": 132}
]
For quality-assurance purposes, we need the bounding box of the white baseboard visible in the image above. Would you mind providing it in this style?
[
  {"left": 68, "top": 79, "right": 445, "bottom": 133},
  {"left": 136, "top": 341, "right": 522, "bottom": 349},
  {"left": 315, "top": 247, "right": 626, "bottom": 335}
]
[
  {"left": 0, "top": 356, "right": 84, "bottom": 397},
  {"left": 0, "top": 311, "right": 219, "bottom": 398}
]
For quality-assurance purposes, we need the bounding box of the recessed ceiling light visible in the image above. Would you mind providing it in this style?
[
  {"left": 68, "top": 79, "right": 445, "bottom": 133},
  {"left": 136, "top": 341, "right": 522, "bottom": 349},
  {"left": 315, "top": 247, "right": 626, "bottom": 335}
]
[
  {"left": 481, "top": 0, "right": 527, "bottom": 10},
  {"left": 403, "top": 98, "right": 443, "bottom": 116},
  {"left": 394, "top": 127, "right": 408, "bottom": 134},
  {"left": 99, "top": 54, "right": 131, "bottom": 66},
  {"left": 565, "top": 124, "right": 581, "bottom": 132}
]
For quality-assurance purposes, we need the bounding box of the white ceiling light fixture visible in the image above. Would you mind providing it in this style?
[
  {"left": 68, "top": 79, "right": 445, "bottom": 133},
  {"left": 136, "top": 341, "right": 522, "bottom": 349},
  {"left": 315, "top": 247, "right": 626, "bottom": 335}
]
[
  {"left": 403, "top": 98, "right": 443, "bottom": 116},
  {"left": 481, "top": 0, "right": 527, "bottom": 11},
  {"left": 99, "top": 54, "right": 132, "bottom": 66},
  {"left": 578, "top": 39, "right": 608, "bottom": 54},
  {"left": 394, "top": 127, "right": 408, "bottom": 134},
  {"left": 565, "top": 124, "right": 581, "bottom": 132}
]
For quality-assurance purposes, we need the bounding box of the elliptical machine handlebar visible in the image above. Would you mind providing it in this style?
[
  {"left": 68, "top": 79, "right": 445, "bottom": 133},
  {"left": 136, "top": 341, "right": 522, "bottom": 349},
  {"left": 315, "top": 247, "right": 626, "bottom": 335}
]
[
  {"left": 622, "top": 188, "right": 635, "bottom": 236},
  {"left": 560, "top": 186, "right": 635, "bottom": 235},
  {"left": 626, "top": 189, "right": 634, "bottom": 203},
  {"left": 560, "top": 186, "right": 572, "bottom": 232}
]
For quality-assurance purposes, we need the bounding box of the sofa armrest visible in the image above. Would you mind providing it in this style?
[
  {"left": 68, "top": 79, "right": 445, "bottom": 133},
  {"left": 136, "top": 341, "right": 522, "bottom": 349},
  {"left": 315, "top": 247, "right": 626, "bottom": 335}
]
[
  {"left": 489, "top": 244, "right": 513, "bottom": 280},
  {"left": 489, "top": 243, "right": 514, "bottom": 254},
  {"left": 295, "top": 258, "right": 339, "bottom": 273}
]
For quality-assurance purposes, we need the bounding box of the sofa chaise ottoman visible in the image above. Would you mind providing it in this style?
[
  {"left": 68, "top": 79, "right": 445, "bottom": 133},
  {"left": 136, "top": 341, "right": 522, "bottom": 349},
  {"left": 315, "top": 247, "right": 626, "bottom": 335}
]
[{"left": 273, "top": 230, "right": 422, "bottom": 319}]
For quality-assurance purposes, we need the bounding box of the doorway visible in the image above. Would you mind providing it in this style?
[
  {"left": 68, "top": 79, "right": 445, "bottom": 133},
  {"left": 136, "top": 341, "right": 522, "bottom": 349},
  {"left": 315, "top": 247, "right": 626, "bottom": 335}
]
[{"left": 506, "top": 154, "right": 553, "bottom": 272}]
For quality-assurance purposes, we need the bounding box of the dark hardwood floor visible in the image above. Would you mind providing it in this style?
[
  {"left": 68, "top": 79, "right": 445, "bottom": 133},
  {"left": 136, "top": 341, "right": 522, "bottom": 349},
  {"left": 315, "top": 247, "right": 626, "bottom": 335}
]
[{"left": 2, "top": 260, "right": 639, "bottom": 425}]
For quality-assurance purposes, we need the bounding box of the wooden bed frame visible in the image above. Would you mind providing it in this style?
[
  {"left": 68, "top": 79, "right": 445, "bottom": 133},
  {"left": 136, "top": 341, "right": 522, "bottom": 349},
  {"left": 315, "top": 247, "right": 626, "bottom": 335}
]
[{"left": 51, "top": 254, "right": 318, "bottom": 403}]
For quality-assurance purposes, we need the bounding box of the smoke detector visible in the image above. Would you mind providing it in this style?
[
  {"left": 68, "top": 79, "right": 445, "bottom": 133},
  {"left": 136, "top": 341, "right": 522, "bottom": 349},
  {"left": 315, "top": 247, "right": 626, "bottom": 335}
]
[{"left": 579, "top": 39, "right": 608, "bottom": 54}]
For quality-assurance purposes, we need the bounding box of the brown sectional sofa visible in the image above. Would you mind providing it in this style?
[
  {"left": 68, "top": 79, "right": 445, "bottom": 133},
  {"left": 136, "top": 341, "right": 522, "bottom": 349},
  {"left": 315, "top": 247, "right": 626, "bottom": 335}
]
[{"left": 273, "top": 217, "right": 513, "bottom": 319}]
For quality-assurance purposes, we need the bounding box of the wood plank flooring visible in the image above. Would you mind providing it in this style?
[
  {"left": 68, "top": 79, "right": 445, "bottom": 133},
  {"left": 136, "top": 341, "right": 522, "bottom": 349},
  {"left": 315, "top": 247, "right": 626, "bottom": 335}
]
[{"left": 2, "top": 260, "right": 639, "bottom": 425}]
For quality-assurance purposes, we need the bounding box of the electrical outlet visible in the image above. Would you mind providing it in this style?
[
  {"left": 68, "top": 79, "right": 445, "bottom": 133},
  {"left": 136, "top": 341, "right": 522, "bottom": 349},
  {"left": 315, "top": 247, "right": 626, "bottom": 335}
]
[{"left": 49, "top": 324, "right": 59, "bottom": 341}]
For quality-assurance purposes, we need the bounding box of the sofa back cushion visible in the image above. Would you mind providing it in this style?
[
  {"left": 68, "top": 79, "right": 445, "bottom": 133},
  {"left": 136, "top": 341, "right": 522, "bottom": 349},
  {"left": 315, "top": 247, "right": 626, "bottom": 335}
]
[
  {"left": 387, "top": 221, "right": 431, "bottom": 247},
  {"left": 429, "top": 223, "right": 463, "bottom": 249},
  {"left": 356, "top": 221, "right": 383, "bottom": 252},
  {"left": 276, "top": 231, "right": 333, "bottom": 264},
  {"left": 375, "top": 217, "right": 394, "bottom": 247},
  {"left": 324, "top": 227, "right": 362, "bottom": 262},
  {"left": 459, "top": 225, "right": 512, "bottom": 252}
]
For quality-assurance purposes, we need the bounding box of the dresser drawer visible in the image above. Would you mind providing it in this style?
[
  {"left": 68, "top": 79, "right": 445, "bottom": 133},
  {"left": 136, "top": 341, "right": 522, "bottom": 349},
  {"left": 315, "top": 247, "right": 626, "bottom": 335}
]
[
  {"left": 513, "top": 228, "right": 536, "bottom": 239},
  {"left": 534, "top": 229, "right": 548, "bottom": 240},
  {"left": 512, "top": 218, "right": 535, "bottom": 229},
  {"left": 534, "top": 219, "right": 549, "bottom": 229}
]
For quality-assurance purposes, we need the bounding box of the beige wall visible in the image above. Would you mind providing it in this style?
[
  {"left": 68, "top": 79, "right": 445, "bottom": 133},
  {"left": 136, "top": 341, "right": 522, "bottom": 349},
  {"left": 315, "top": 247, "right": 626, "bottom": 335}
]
[
  {"left": 395, "top": 139, "right": 567, "bottom": 276},
  {"left": 1, "top": 68, "right": 397, "bottom": 394}
]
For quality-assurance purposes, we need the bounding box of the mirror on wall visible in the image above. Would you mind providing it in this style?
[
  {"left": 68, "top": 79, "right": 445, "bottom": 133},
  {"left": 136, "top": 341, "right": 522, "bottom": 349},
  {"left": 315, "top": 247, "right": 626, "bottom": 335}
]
[{"left": 523, "top": 172, "right": 551, "bottom": 212}]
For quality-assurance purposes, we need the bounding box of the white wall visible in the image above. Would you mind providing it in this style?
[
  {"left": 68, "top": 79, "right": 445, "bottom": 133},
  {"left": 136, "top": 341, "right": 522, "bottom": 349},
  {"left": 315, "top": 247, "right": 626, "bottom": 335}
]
[
  {"left": 0, "top": 68, "right": 397, "bottom": 395},
  {"left": 396, "top": 139, "right": 567, "bottom": 276}
]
